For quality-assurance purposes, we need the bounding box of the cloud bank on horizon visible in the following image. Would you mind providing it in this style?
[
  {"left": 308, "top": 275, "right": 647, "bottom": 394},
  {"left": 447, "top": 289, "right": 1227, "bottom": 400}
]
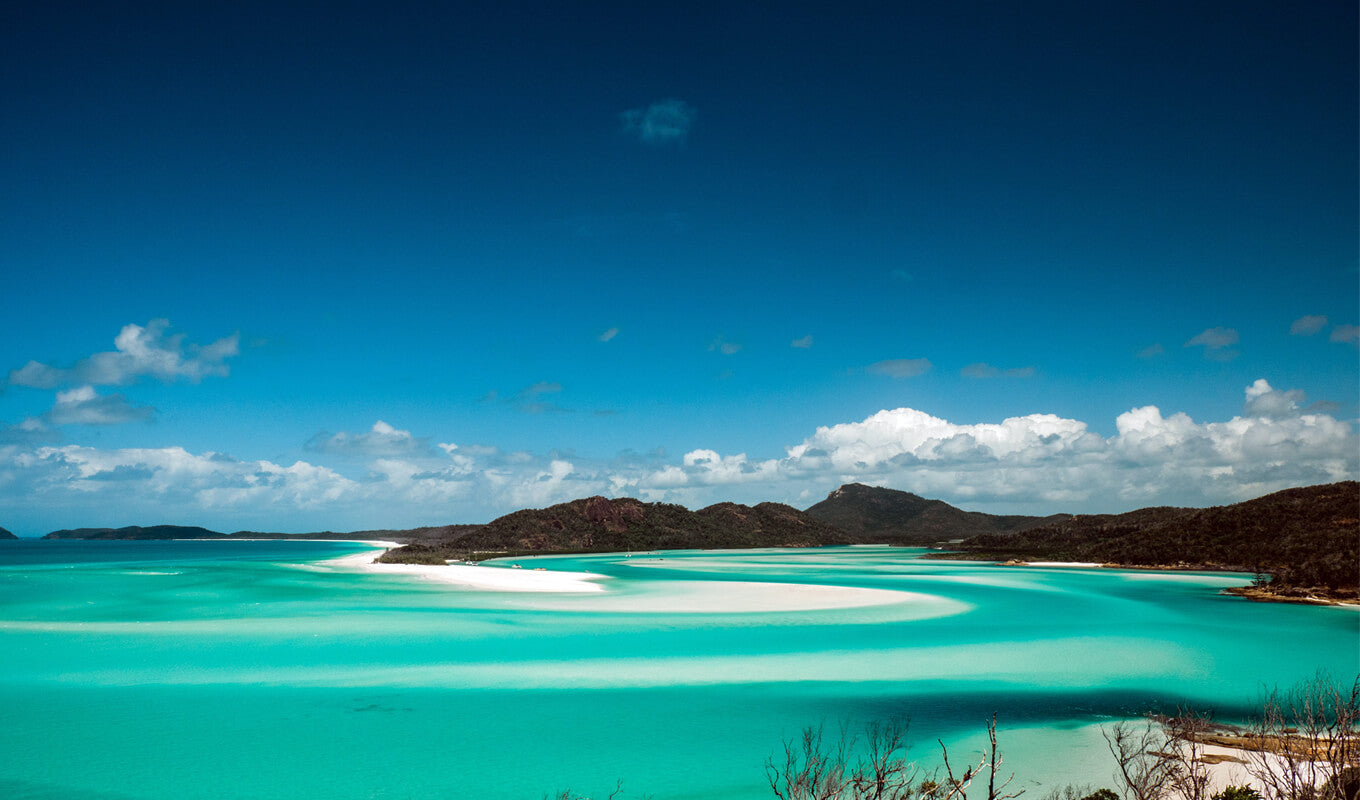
[{"left": 0, "top": 323, "right": 1353, "bottom": 532}]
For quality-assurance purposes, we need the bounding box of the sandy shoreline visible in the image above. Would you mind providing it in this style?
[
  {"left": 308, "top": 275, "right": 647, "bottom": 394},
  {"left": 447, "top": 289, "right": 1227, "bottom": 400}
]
[
  {"left": 323, "top": 545, "right": 609, "bottom": 593},
  {"left": 322, "top": 543, "right": 948, "bottom": 612}
]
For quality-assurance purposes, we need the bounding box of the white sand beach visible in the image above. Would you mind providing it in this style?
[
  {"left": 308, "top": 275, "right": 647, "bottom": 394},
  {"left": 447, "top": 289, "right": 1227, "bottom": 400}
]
[
  {"left": 514, "top": 579, "right": 940, "bottom": 613},
  {"left": 324, "top": 546, "right": 608, "bottom": 593},
  {"left": 324, "top": 545, "right": 951, "bottom": 613}
]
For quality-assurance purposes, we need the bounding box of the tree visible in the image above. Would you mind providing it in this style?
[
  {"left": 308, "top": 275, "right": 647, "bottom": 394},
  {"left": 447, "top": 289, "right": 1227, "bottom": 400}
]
[
  {"left": 1242, "top": 673, "right": 1359, "bottom": 800},
  {"left": 766, "top": 716, "right": 1019, "bottom": 800},
  {"left": 543, "top": 780, "right": 640, "bottom": 800},
  {"left": 1161, "top": 710, "right": 1216, "bottom": 800},
  {"left": 766, "top": 722, "right": 852, "bottom": 800},
  {"left": 1103, "top": 717, "right": 1180, "bottom": 800},
  {"left": 938, "top": 714, "right": 1024, "bottom": 800}
]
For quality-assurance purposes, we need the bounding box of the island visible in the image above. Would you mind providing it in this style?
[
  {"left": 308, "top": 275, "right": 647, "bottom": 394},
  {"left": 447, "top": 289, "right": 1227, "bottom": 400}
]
[
  {"left": 21, "top": 481, "right": 1358, "bottom": 605},
  {"left": 938, "top": 481, "right": 1359, "bottom": 604}
]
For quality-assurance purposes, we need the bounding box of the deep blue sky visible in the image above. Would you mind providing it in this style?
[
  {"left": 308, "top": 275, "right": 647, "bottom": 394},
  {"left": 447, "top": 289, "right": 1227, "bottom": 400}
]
[{"left": 1, "top": 2, "right": 1355, "bottom": 533}]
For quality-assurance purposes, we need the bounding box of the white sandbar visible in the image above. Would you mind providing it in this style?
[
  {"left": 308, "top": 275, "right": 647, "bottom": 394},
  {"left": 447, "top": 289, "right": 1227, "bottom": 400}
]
[
  {"left": 516, "top": 580, "right": 938, "bottom": 613},
  {"left": 322, "top": 546, "right": 958, "bottom": 613},
  {"left": 324, "top": 548, "right": 608, "bottom": 593}
]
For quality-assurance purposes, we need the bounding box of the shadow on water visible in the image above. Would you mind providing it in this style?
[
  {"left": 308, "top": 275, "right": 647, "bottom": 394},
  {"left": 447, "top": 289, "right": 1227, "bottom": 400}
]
[{"left": 815, "top": 683, "right": 1262, "bottom": 735}]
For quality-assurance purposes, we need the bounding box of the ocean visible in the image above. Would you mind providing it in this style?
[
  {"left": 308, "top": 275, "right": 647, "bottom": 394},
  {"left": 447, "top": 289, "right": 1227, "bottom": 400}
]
[{"left": 0, "top": 540, "right": 1355, "bottom": 799}]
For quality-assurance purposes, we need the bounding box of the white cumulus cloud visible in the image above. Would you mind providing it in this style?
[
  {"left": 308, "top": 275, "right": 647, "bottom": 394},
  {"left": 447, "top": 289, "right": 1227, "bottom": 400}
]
[
  {"left": 626, "top": 380, "right": 1354, "bottom": 512},
  {"left": 1, "top": 380, "right": 1351, "bottom": 530},
  {"left": 8, "top": 320, "right": 239, "bottom": 388}
]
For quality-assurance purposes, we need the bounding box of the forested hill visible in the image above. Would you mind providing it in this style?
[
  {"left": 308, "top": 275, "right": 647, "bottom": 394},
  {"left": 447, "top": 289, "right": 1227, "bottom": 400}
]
[
  {"left": 379, "top": 496, "right": 850, "bottom": 563},
  {"left": 0, "top": 526, "right": 16, "bottom": 539},
  {"left": 804, "top": 483, "right": 1067, "bottom": 543},
  {"left": 44, "top": 525, "right": 226, "bottom": 540},
  {"left": 951, "top": 482, "right": 1359, "bottom": 594}
]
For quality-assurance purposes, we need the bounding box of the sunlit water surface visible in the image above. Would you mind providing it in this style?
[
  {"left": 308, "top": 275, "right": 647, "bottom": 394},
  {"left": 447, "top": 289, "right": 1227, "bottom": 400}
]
[{"left": 0, "top": 541, "right": 1355, "bottom": 799}]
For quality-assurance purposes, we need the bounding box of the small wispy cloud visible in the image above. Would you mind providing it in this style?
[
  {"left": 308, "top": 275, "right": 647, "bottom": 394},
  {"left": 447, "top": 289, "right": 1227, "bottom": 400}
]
[
  {"left": 960, "top": 363, "right": 1034, "bottom": 379},
  {"left": 620, "top": 99, "right": 695, "bottom": 145},
  {"left": 597, "top": 327, "right": 619, "bottom": 342},
  {"left": 46, "top": 386, "right": 154, "bottom": 425},
  {"left": 709, "top": 336, "right": 741, "bottom": 355},
  {"left": 1185, "top": 327, "right": 1239, "bottom": 360},
  {"left": 481, "top": 382, "right": 570, "bottom": 414},
  {"left": 1136, "top": 343, "right": 1165, "bottom": 359},
  {"left": 1330, "top": 324, "right": 1359, "bottom": 345},
  {"left": 517, "top": 382, "right": 567, "bottom": 414},
  {"left": 890, "top": 269, "right": 912, "bottom": 284},
  {"left": 868, "top": 358, "right": 932, "bottom": 378},
  {"left": 790, "top": 335, "right": 814, "bottom": 349},
  {"left": 1290, "top": 315, "right": 1328, "bottom": 336}
]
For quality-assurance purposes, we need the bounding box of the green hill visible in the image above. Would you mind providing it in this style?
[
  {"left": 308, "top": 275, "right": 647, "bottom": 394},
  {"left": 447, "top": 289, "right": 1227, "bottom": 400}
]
[
  {"left": 44, "top": 525, "right": 226, "bottom": 540},
  {"left": 950, "top": 481, "right": 1359, "bottom": 598},
  {"left": 803, "top": 483, "right": 1066, "bottom": 543},
  {"left": 379, "top": 496, "right": 849, "bottom": 564}
]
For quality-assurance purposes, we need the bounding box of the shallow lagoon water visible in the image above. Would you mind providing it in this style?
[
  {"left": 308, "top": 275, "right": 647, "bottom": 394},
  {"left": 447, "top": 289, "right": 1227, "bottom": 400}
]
[{"left": 0, "top": 541, "right": 1355, "bottom": 799}]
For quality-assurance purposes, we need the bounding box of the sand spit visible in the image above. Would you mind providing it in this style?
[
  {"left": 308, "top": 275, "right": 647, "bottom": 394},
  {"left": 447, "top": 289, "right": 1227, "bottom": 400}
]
[
  {"left": 511, "top": 580, "right": 943, "bottom": 614},
  {"left": 322, "top": 545, "right": 950, "bottom": 613},
  {"left": 324, "top": 547, "right": 608, "bottom": 593}
]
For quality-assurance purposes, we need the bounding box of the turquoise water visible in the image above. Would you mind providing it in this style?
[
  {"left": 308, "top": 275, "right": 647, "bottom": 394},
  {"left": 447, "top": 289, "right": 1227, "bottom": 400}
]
[{"left": 0, "top": 541, "right": 1355, "bottom": 799}]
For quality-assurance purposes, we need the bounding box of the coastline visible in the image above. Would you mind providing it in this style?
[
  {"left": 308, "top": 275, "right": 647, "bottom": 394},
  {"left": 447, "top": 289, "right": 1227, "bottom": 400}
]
[
  {"left": 323, "top": 544, "right": 952, "bottom": 613},
  {"left": 323, "top": 543, "right": 609, "bottom": 593},
  {"left": 1220, "top": 584, "right": 1360, "bottom": 607},
  {"left": 930, "top": 552, "right": 1359, "bottom": 607}
]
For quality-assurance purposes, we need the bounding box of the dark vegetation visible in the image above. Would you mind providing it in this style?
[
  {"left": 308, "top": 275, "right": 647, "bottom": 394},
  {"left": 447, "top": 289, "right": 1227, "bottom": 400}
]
[
  {"left": 804, "top": 483, "right": 1067, "bottom": 544},
  {"left": 378, "top": 496, "right": 848, "bottom": 563},
  {"left": 943, "top": 482, "right": 1359, "bottom": 600},
  {"left": 234, "top": 524, "right": 483, "bottom": 544},
  {"left": 0, "top": 526, "right": 16, "bottom": 539},
  {"left": 44, "top": 524, "right": 227, "bottom": 540}
]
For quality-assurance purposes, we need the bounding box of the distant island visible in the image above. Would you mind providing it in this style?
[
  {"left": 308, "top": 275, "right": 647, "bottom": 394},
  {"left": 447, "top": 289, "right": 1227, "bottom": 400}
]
[
  {"left": 0, "top": 526, "right": 15, "bottom": 540},
  {"left": 14, "top": 481, "right": 1358, "bottom": 604}
]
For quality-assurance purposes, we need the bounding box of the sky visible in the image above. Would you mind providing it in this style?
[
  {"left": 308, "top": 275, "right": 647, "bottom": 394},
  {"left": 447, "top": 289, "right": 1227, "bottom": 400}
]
[{"left": 0, "top": 1, "right": 1356, "bottom": 534}]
